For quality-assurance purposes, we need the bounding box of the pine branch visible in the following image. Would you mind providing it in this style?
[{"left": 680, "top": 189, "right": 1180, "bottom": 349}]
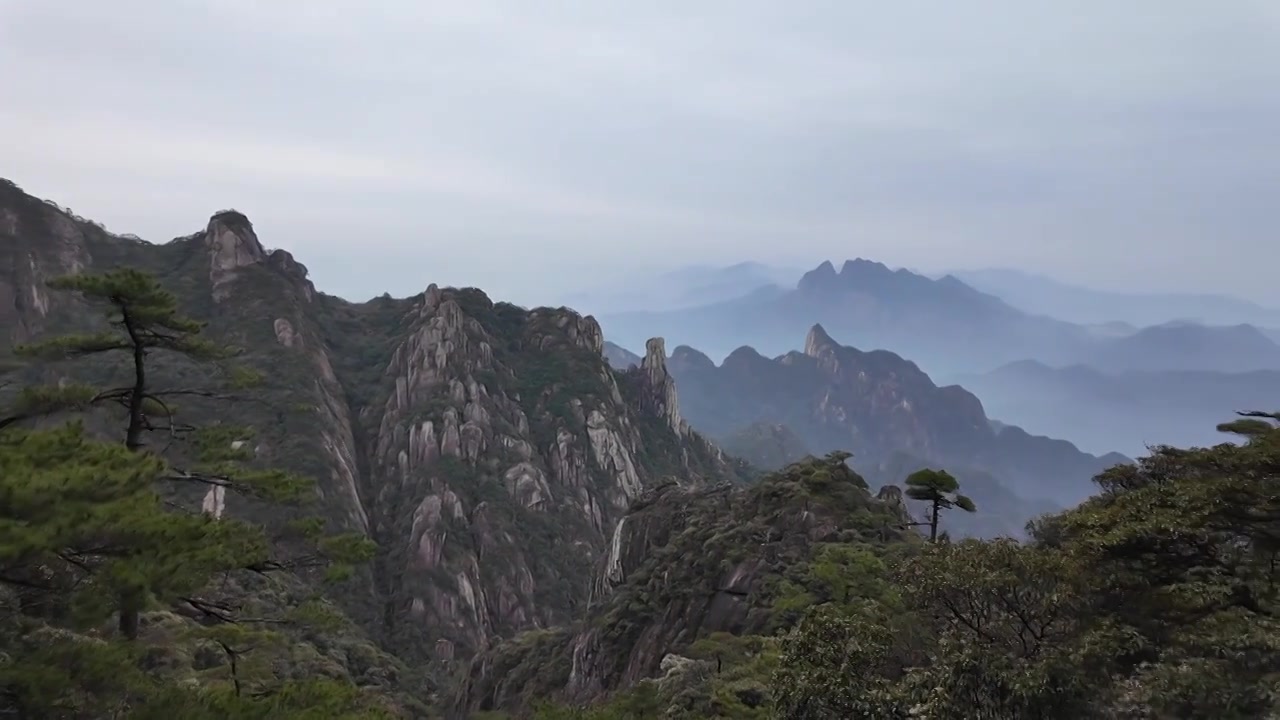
[
  {"left": 14, "top": 333, "right": 132, "bottom": 359},
  {"left": 178, "top": 595, "right": 295, "bottom": 626},
  {"left": 1236, "top": 410, "right": 1280, "bottom": 423}
]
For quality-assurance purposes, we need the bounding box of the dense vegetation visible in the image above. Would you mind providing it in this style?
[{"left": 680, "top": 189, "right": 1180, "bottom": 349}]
[
  {"left": 517, "top": 412, "right": 1280, "bottom": 719},
  {"left": 0, "top": 270, "right": 415, "bottom": 717}
]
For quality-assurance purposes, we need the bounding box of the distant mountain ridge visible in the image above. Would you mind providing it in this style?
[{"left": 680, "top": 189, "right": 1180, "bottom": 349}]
[
  {"left": 1086, "top": 321, "right": 1280, "bottom": 373},
  {"left": 601, "top": 258, "right": 1088, "bottom": 376},
  {"left": 649, "top": 324, "right": 1129, "bottom": 536},
  {"left": 600, "top": 259, "right": 1280, "bottom": 377},
  {"left": 952, "top": 360, "right": 1280, "bottom": 457},
  {"left": 952, "top": 267, "right": 1280, "bottom": 328}
]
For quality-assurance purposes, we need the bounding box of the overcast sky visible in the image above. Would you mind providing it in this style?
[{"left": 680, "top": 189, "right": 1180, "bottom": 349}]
[{"left": 2, "top": 0, "right": 1278, "bottom": 306}]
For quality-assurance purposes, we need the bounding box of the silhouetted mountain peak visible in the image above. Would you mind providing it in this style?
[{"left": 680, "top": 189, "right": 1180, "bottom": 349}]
[
  {"left": 796, "top": 260, "right": 840, "bottom": 293},
  {"left": 669, "top": 345, "right": 715, "bottom": 373},
  {"left": 839, "top": 258, "right": 891, "bottom": 278},
  {"left": 804, "top": 323, "right": 839, "bottom": 357},
  {"left": 722, "top": 345, "right": 768, "bottom": 369}
]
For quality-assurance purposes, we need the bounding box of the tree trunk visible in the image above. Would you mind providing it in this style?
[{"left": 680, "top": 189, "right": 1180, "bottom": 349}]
[
  {"left": 929, "top": 501, "right": 940, "bottom": 542},
  {"left": 119, "top": 306, "right": 147, "bottom": 637},
  {"left": 122, "top": 309, "right": 147, "bottom": 452},
  {"left": 118, "top": 587, "right": 142, "bottom": 640}
]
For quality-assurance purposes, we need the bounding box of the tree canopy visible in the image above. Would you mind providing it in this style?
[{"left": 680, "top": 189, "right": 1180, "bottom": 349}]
[
  {"left": 0, "top": 269, "right": 385, "bottom": 716},
  {"left": 771, "top": 411, "right": 1280, "bottom": 719}
]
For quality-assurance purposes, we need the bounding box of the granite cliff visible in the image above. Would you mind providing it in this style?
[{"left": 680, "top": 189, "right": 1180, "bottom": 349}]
[
  {"left": 452, "top": 452, "right": 918, "bottom": 716},
  {"left": 0, "top": 178, "right": 744, "bottom": 704}
]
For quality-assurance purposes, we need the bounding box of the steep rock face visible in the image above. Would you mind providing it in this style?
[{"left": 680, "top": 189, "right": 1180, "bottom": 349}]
[
  {"left": 453, "top": 454, "right": 917, "bottom": 716},
  {"left": 0, "top": 180, "right": 100, "bottom": 346},
  {"left": 666, "top": 324, "right": 1128, "bottom": 536},
  {"left": 0, "top": 179, "right": 743, "bottom": 686},
  {"left": 359, "top": 288, "right": 741, "bottom": 664}
]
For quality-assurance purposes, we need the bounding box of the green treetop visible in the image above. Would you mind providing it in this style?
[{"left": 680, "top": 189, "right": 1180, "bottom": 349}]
[{"left": 903, "top": 469, "right": 975, "bottom": 542}]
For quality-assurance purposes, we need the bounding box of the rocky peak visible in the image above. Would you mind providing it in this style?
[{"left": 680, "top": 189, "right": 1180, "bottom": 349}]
[
  {"left": 642, "top": 338, "right": 667, "bottom": 374},
  {"left": 639, "top": 338, "right": 689, "bottom": 437},
  {"left": 205, "top": 210, "right": 266, "bottom": 300},
  {"left": 565, "top": 313, "right": 606, "bottom": 355},
  {"left": 721, "top": 345, "right": 767, "bottom": 370},
  {"left": 668, "top": 345, "right": 714, "bottom": 374},
  {"left": 803, "top": 323, "right": 838, "bottom": 358},
  {"left": 839, "top": 257, "right": 891, "bottom": 279},
  {"left": 875, "top": 484, "right": 914, "bottom": 525},
  {"left": 0, "top": 178, "right": 754, "bottom": 704},
  {"left": 795, "top": 259, "right": 839, "bottom": 294}
]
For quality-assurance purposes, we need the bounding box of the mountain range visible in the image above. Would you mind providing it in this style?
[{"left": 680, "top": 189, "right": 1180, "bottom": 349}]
[
  {"left": 952, "top": 267, "right": 1280, "bottom": 328},
  {"left": 0, "top": 177, "right": 747, "bottom": 706},
  {"left": 597, "top": 259, "right": 1280, "bottom": 378},
  {"left": 604, "top": 327, "right": 1128, "bottom": 538},
  {"left": 952, "top": 360, "right": 1280, "bottom": 457},
  {"left": 8, "top": 174, "right": 1274, "bottom": 716}
]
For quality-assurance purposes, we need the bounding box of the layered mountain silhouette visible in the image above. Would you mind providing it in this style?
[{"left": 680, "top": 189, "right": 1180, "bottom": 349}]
[
  {"left": 1083, "top": 321, "right": 1280, "bottom": 373},
  {"left": 613, "top": 324, "right": 1129, "bottom": 537},
  {"left": 953, "top": 360, "right": 1280, "bottom": 457},
  {"left": 599, "top": 259, "right": 1280, "bottom": 377},
  {"left": 598, "top": 259, "right": 1075, "bottom": 375},
  {"left": 952, "top": 267, "right": 1280, "bottom": 328}
]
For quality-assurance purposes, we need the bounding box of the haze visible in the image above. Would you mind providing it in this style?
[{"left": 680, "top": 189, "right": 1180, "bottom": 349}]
[{"left": 2, "top": 0, "right": 1277, "bottom": 306}]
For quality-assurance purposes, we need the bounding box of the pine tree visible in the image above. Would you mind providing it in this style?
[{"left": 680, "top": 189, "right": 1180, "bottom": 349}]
[
  {"left": 2, "top": 268, "right": 376, "bottom": 709},
  {"left": 903, "top": 469, "right": 975, "bottom": 542}
]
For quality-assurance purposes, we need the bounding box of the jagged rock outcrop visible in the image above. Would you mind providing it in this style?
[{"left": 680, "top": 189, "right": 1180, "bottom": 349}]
[
  {"left": 875, "top": 483, "right": 914, "bottom": 525},
  {"left": 0, "top": 178, "right": 746, "bottom": 698},
  {"left": 452, "top": 454, "right": 917, "bottom": 716},
  {"left": 205, "top": 210, "right": 266, "bottom": 300},
  {"left": 636, "top": 338, "right": 689, "bottom": 438}
]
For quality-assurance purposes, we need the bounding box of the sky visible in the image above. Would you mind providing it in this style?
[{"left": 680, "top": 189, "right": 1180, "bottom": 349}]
[{"left": 2, "top": 0, "right": 1278, "bottom": 307}]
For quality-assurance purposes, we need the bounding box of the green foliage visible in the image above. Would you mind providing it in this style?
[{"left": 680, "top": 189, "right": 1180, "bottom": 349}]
[
  {"left": 773, "top": 606, "right": 908, "bottom": 719},
  {"left": 20, "top": 269, "right": 225, "bottom": 361},
  {"left": 904, "top": 468, "right": 976, "bottom": 541},
  {"left": 771, "top": 412, "right": 1280, "bottom": 719},
  {"left": 512, "top": 414, "right": 1280, "bottom": 718},
  {"left": 0, "top": 268, "right": 390, "bottom": 716}
]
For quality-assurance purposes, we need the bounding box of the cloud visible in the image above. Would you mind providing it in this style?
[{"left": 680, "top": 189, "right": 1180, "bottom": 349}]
[{"left": 0, "top": 0, "right": 1277, "bottom": 304}]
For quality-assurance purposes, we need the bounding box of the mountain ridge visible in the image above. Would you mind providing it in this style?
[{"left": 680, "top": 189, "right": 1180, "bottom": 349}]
[
  {"left": 600, "top": 258, "right": 1280, "bottom": 376},
  {"left": 0, "top": 177, "right": 747, "bottom": 700},
  {"left": 951, "top": 267, "right": 1280, "bottom": 327},
  {"left": 953, "top": 359, "right": 1280, "bottom": 456},
  {"left": 630, "top": 323, "right": 1129, "bottom": 536}
]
